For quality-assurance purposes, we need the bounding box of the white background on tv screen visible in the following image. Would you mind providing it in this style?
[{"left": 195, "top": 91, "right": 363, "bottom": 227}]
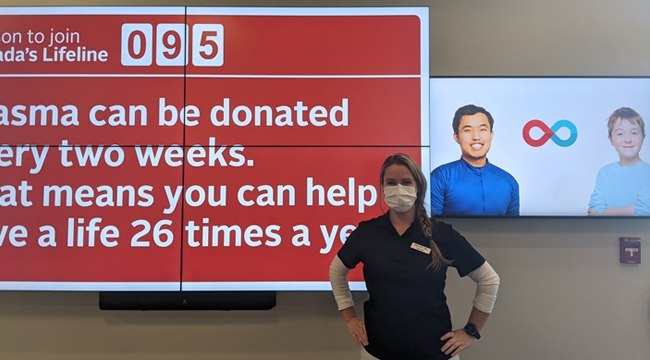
[{"left": 430, "top": 78, "right": 650, "bottom": 216}]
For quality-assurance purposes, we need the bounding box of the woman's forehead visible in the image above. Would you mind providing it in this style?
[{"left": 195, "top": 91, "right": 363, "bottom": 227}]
[{"left": 384, "top": 164, "right": 413, "bottom": 178}]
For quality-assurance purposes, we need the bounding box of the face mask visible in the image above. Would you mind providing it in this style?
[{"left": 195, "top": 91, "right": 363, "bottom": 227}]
[{"left": 383, "top": 184, "right": 417, "bottom": 213}]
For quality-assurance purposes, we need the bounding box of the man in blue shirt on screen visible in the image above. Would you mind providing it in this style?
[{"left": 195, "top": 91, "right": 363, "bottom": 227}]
[{"left": 430, "top": 104, "right": 520, "bottom": 216}]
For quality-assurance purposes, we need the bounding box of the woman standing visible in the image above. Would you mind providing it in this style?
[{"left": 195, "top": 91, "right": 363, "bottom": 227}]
[{"left": 329, "top": 153, "right": 500, "bottom": 360}]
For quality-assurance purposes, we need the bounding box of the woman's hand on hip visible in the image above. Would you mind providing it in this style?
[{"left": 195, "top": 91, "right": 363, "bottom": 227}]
[
  {"left": 345, "top": 316, "right": 368, "bottom": 346},
  {"left": 440, "top": 329, "right": 475, "bottom": 356}
]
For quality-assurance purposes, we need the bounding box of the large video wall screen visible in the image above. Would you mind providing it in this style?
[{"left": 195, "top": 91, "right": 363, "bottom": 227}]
[{"left": 0, "top": 7, "right": 429, "bottom": 291}]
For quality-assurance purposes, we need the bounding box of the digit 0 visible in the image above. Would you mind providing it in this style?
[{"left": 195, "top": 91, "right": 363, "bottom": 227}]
[
  {"left": 128, "top": 30, "right": 147, "bottom": 59},
  {"left": 121, "top": 24, "right": 153, "bottom": 66}
]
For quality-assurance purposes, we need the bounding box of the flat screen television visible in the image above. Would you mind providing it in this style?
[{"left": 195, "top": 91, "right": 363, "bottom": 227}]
[{"left": 429, "top": 77, "right": 650, "bottom": 217}]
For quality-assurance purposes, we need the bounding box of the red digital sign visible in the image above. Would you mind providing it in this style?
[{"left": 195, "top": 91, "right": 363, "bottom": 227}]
[{"left": 0, "top": 7, "right": 429, "bottom": 291}]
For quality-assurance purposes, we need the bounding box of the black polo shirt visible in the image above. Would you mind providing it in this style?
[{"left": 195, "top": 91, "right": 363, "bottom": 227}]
[{"left": 337, "top": 213, "right": 485, "bottom": 360}]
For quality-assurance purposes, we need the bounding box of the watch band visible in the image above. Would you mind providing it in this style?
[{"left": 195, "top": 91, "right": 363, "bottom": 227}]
[{"left": 464, "top": 322, "right": 481, "bottom": 340}]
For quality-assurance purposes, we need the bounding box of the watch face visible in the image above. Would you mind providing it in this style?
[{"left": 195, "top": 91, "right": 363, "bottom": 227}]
[{"left": 464, "top": 323, "right": 480, "bottom": 339}]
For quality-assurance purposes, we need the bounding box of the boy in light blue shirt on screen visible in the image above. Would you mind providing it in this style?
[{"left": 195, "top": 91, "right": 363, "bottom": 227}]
[{"left": 588, "top": 107, "right": 650, "bottom": 216}]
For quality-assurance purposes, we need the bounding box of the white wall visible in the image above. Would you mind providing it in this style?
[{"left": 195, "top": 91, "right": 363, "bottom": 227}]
[{"left": 1, "top": 1, "right": 649, "bottom": 359}]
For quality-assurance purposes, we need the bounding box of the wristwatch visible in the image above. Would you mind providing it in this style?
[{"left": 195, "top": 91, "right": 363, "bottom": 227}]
[{"left": 463, "top": 323, "right": 481, "bottom": 340}]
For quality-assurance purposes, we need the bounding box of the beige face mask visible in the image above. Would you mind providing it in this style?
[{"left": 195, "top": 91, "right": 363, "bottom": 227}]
[{"left": 383, "top": 185, "right": 417, "bottom": 212}]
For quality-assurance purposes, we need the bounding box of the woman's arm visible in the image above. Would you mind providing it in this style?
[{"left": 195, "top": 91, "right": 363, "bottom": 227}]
[
  {"left": 329, "top": 255, "right": 368, "bottom": 346},
  {"left": 441, "top": 261, "right": 500, "bottom": 357}
]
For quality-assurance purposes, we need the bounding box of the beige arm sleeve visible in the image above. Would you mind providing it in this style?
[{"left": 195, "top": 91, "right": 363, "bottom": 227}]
[
  {"left": 329, "top": 255, "right": 354, "bottom": 311},
  {"left": 466, "top": 261, "right": 500, "bottom": 314}
]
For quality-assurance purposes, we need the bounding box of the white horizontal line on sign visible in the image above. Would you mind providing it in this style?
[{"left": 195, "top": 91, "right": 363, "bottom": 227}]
[
  {"left": 0, "top": 281, "right": 181, "bottom": 291},
  {"left": 0, "top": 74, "right": 421, "bottom": 79},
  {"left": 181, "top": 281, "right": 367, "bottom": 291},
  {"left": 0, "top": 74, "right": 185, "bottom": 78},
  {"left": 0, "top": 7, "right": 185, "bottom": 15}
]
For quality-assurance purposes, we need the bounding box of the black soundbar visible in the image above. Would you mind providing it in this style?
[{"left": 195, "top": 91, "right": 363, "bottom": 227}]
[{"left": 99, "top": 291, "right": 276, "bottom": 311}]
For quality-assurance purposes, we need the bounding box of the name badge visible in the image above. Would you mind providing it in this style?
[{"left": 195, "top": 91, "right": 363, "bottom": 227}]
[{"left": 410, "top": 242, "right": 431, "bottom": 255}]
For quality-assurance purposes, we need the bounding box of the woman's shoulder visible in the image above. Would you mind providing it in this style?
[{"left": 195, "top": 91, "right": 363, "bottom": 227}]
[
  {"left": 343, "top": 213, "right": 390, "bottom": 248},
  {"left": 355, "top": 213, "right": 390, "bottom": 231},
  {"left": 431, "top": 218, "right": 485, "bottom": 272},
  {"left": 430, "top": 218, "right": 452, "bottom": 232},
  {"left": 350, "top": 214, "right": 390, "bottom": 237},
  {"left": 431, "top": 218, "right": 473, "bottom": 247}
]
